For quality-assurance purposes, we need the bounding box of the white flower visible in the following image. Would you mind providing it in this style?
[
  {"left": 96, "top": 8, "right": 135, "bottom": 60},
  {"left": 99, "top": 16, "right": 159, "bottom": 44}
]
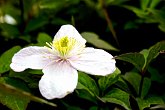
[
  {"left": 0, "top": 14, "right": 17, "bottom": 25},
  {"left": 10, "top": 25, "right": 116, "bottom": 99}
]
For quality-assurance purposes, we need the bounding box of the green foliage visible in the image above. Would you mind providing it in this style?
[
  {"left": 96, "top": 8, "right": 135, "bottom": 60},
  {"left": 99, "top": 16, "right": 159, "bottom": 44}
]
[
  {"left": 0, "top": 77, "right": 30, "bottom": 110},
  {"left": 0, "top": 46, "right": 21, "bottom": 74},
  {"left": 98, "top": 68, "right": 120, "bottom": 93},
  {"left": 123, "top": 0, "right": 165, "bottom": 32},
  {"left": 144, "top": 41, "right": 165, "bottom": 70},
  {"left": 115, "top": 41, "right": 165, "bottom": 72},
  {"left": 136, "top": 96, "right": 164, "bottom": 110},
  {"left": 123, "top": 72, "right": 141, "bottom": 95},
  {"left": 36, "top": 33, "right": 52, "bottom": 46},
  {"left": 0, "top": 24, "right": 20, "bottom": 39},
  {"left": 101, "top": 88, "right": 131, "bottom": 110},
  {"left": 81, "top": 32, "right": 119, "bottom": 51},
  {"left": 24, "top": 18, "right": 48, "bottom": 33},
  {"left": 115, "top": 53, "right": 145, "bottom": 72},
  {"left": 0, "top": 78, "right": 57, "bottom": 110},
  {"left": 77, "top": 72, "right": 99, "bottom": 97}
]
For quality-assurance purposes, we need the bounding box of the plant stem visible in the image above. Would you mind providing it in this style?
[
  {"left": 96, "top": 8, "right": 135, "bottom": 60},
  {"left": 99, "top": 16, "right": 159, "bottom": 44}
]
[
  {"left": 139, "top": 71, "right": 145, "bottom": 98},
  {"left": 99, "top": 0, "right": 119, "bottom": 46},
  {"left": 19, "top": 0, "right": 25, "bottom": 33}
]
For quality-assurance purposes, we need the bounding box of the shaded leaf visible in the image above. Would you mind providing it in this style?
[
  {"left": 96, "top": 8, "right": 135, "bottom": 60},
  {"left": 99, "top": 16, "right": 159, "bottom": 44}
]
[
  {"left": 123, "top": 69, "right": 151, "bottom": 99},
  {"left": 144, "top": 40, "right": 165, "bottom": 70},
  {"left": 101, "top": 88, "right": 131, "bottom": 110},
  {"left": 77, "top": 72, "right": 99, "bottom": 96},
  {"left": 39, "top": 0, "right": 80, "bottom": 10},
  {"left": 0, "top": 23, "right": 20, "bottom": 39},
  {"left": 141, "top": 77, "right": 151, "bottom": 98},
  {"left": 149, "top": 0, "right": 161, "bottom": 9},
  {"left": 140, "top": 0, "right": 150, "bottom": 10},
  {"left": 98, "top": 68, "right": 120, "bottom": 93},
  {"left": 115, "top": 53, "right": 145, "bottom": 72},
  {"left": 37, "top": 33, "right": 52, "bottom": 46},
  {"left": 0, "top": 77, "right": 57, "bottom": 109},
  {"left": 0, "top": 77, "right": 30, "bottom": 110},
  {"left": 106, "top": 0, "right": 128, "bottom": 6},
  {"left": 75, "top": 89, "right": 97, "bottom": 103},
  {"left": 148, "top": 66, "right": 164, "bottom": 83},
  {"left": 0, "top": 46, "right": 21, "bottom": 74},
  {"left": 123, "top": 5, "right": 148, "bottom": 18},
  {"left": 150, "top": 104, "right": 165, "bottom": 109},
  {"left": 159, "top": 23, "right": 165, "bottom": 32},
  {"left": 9, "top": 70, "right": 40, "bottom": 88},
  {"left": 136, "top": 96, "right": 164, "bottom": 110},
  {"left": 81, "top": 32, "right": 119, "bottom": 51},
  {"left": 123, "top": 72, "right": 141, "bottom": 95},
  {"left": 24, "top": 17, "right": 48, "bottom": 33},
  {"left": 115, "top": 77, "right": 130, "bottom": 93}
]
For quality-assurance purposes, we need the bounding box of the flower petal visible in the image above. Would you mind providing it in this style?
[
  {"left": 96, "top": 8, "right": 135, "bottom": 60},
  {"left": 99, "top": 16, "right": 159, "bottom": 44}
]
[
  {"left": 53, "top": 24, "right": 86, "bottom": 44},
  {"left": 39, "top": 61, "right": 78, "bottom": 99},
  {"left": 10, "top": 46, "right": 56, "bottom": 72},
  {"left": 69, "top": 47, "right": 116, "bottom": 76}
]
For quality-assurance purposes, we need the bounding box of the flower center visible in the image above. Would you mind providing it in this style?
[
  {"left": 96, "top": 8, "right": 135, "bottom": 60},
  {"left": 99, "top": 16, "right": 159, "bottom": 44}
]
[
  {"left": 53, "top": 36, "right": 76, "bottom": 56},
  {"left": 46, "top": 36, "right": 85, "bottom": 59}
]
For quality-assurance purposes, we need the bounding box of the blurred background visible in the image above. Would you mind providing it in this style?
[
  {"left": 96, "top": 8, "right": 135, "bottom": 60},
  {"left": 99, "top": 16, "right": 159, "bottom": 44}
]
[
  {"left": 0, "top": 0, "right": 165, "bottom": 109},
  {"left": 0, "top": 0, "right": 164, "bottom": 53}
]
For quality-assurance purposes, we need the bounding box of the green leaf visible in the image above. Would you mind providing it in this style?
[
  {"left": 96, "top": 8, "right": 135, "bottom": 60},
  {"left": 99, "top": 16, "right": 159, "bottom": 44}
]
[
  {"left": 123, "top": 72, "right": 141, "bottom": 95},
  {"left": 81, "top": 32, "right": 119, "bottom": 51},
  {"left": 0, "top": 77, "right": 30, "bottom": 110},
  {"left": 24, "top": 17, "right": 48, "bottom": 33},
  {"left": 149, "top": 0, "right": 161, "bottom": 9},
  {"left": 140, "top": 49, "right": 149, "bottom": 60},
  {"left": 136, "top": 96, "right": 164, "bottom": 110},
  {"left": 9, "top": 70, "right": 41, "bottom": 88},
  {"left": 76, "top": 72, "right": 99, "bottom": 103},
  {"left": 124, "top": 21, "right": 138, "bottom": 30},
  {"left": 0, "top": 46, "right": 21, "bottom": 74},
  {"left": 77, "top": 72, "right": 99, "bottom": 96},
  {"left": 75, "top": 89, "right": 97, "bottom": 103},
  {"left": 144, "top": 41, "right": 165, "bottom": 70},
  {"left": 89, "top": 106, "right": 98, "bottom": 110},
  {"left": 159, "top": 23, "right": 165, "bottom": 32},
  {"left": 140, "top": 49, "right": 149, "bottom": 68},
  {"left": 140, "top": 0, "right": 150, "bottom": 10},
  {"left": 148, "top": 66, "right": 164, "bottom": 83},
  {"left": 150, "top": 104, "right": 165, "bottom": 109},
  {"left": 123, "top": 72, "right": 151, "bottom": 99},
  {"left": 106, "top": 0, "right": 128, "bottom": 6},
  {"left": 98, "top": 68, "right": 120, "bottom": 93},
  {"left": 0, "top": 23, "right": 20, "bottom": 39},
  {"left": 39, "top": 0, "right": 79, "bottom": 10},
  {"left": 115, "top": 53, "right": 145, "bottom": 72},
  {"left": 149, "top": 9, "right": 165, "bottom": 31},
  {"left": 0, "top": 77, "right": 57, "bottom": 109},
  {"left": 115, "top": 77, "right": 130, "bottom": 93},
  {"left": 123, "top": 5, "right": 148, "bottom": 18},
  {"left": 101, "top": 88, "right": 131, "bottom": 110},
  {"left": 37, "top": 33, "right": 52, "bottom": 46},
  {"left": 141, "top": 77, "right": 151, "bottom": 98}
]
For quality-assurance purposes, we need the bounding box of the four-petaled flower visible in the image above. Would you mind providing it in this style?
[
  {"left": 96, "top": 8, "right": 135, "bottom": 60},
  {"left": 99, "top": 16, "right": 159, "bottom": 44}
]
[{"left": 10, "top": 25, "right": 116, "bottom": 99}]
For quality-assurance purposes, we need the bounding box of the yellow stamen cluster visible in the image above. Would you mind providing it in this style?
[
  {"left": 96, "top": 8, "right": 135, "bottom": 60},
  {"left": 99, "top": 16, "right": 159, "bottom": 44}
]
[
  {"left": 53, "top": 36, "right": 76, "bottom": 56},
  {"left": 46, "top": 36, "right": 85, "bottom": 59}
]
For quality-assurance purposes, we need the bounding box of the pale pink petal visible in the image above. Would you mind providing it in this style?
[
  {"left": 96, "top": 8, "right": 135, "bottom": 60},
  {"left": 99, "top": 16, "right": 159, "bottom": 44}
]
[
  {"left": 53, "top": 24, "right": 86, "bottom": 44},
  {"left": 39, "top": 61, "right": 78, "bottom": 99},
  {"left": 10, "top": 46, "right": 57, "bottom": 72},
  {"left": 69, "top": 47, "right": 116, "bottom": 76}
]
